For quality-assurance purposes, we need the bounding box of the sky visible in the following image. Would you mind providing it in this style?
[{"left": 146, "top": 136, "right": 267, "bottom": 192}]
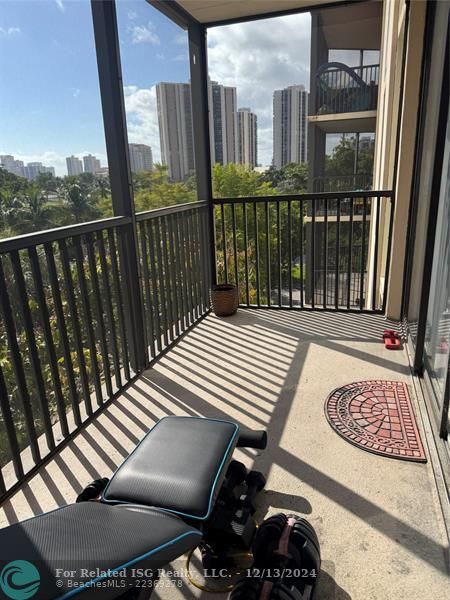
[{"left": 0, "top": 0, "right": 313, "bottom": 175}]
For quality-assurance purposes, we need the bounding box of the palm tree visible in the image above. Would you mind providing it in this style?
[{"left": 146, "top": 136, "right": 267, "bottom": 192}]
[
  {"left": 16, "top": 187, "right": 55, "bottom": 233},
  {"left": 60, "top": 180, "right": 99, "bottom": 223}
]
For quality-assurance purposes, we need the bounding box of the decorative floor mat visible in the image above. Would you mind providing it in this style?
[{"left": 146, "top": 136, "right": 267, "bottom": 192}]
[{"left": 325, "top": 381, "right": 426, "bottom": 462}]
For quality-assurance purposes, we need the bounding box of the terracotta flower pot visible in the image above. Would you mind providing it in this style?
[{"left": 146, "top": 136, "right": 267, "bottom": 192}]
[{"left": 211, "top": 284, "right": 239, "bottom": 317}]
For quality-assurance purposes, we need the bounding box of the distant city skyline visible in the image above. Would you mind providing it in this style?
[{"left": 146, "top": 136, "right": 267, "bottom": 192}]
[{"left": 0, "top": 1, "right": 312, "bottom": 174}]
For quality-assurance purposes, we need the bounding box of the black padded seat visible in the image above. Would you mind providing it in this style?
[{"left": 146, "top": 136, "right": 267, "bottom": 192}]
[
  {"left": 0, "top": 502, "right": 201, "bottom": 599},
  {"left": 103, "top": 416, "right": 239, "bottom": 519}
]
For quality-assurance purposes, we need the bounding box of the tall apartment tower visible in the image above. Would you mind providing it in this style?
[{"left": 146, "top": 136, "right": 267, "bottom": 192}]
[
  {"left": 0, "top": 155, "right": 25, "bottom": 178},
  {"left": 156, "top": 82, "right": 194, "bottom": 182},
  {"left": 66, "top": 155, "right": 83, "bottom": 176},
  {"left": 235, "top": 108, "right": 257, "bottom": 169},
  {"left": 273, "top": 85, "right": 309, "bottom": 168},
  {"left": 208, "top": 80, "right": 237, "bottom": 166},
  {"left": 83, "top": 154, "right": 101, "bottom": 174},
  {"left": 129, "top": 144, "right": 153, "bottom": 173}
]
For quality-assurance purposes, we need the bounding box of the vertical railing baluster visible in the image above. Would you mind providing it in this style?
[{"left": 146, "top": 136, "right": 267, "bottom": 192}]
[
  {"left": 168, "top": 215, "right": 181, "bottom": 337},
  {"left": 108, "top": 229, "right": 131, "bottom": 379},
  {"left": 175, "top": 212, "right": 188, "bottom": 330},
  {"left": 145, "top": 220, "right": 162, "bottom": 354},
  {"left": 0, "top": 364, "right": 24, "bottom": 479},
  {"left": 265, "top": 201, "right": 271, "bottom": 307},
  {"left": 253, "top": 202, "right": 260, "bottom": 307},
  {"left": 45, "top": 242, "right": 81, "bottom": 425},
  {"left": 137, "top": 222, "right": 151, "bottom": 360},
  {"left": 28, "top": 247, "right": 69, "bottom": 438},
  {"left": 185, "top": 210, "right": 198, "bottom": 321},
  {"left": 335, "top": 198, "right": 341, "bottom": 309},
  {"left": 97, "top": 231, "right": 124, "bottom": 384},
  {"left": 299, "top": 199, "right": 304, "bottom": 308},
  {"left": 221, "top": 204, "right": 228, "bottom": 284},
  {"left": 231, "top": 204, "right": 239, "bottom": 295},
  {"left": 277, "top": 201, "right": 282, "bottom": 307},
  {"left": 58, "top": 239, "right": 92, "bottom": 416},
  {"left": 323, "top": 198, "right": 328, "bottom": 308},
  {"left": 202, "top": 206, "right": 212, "bottom": 308},
  {"left": 74, "top": 236, "right": 103, "bottom": 406},
  {"left": 181, "top": 212, "right": 194, "bottom": 325},
  {"left": 153, "top": 217, "right": 169, "bottom": 347},
  {"left": 372, "top": 196, "right": 381, "bottom": 310},
  {"left": 85, "top": 233, "right": 112, "bottom": 399},
  {"left": 382, "top": 196, "right": 395, "bottom": 313},
  {"left": 311, "top": 199, "right": 316, "bottom": 308},
  {"left": 161, "top": 215, "right": 174, "bottom": 342},
  {"left": 288, "top": 201, "right": 293, "bottom": 308},
  {"left": 360, "top": 197, "right": 367, "bottom": 310},
  {"left": 347, "top": 198, "right": 354, "bottom": 309},
  {"left": 191, "top": 209, "right": 203, "bottom": 316},
  {"left": 0, "top": 258, "right": 40, "bottom": 462},
  {"left": 10, "top": 250, "right": 55, "bottom": 451},
  {"left": 243, "top": 203, "right": 249, "bottom": 306}
]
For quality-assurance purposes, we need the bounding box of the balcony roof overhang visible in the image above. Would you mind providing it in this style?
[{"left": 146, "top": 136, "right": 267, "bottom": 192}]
[
  {"left": 149, "top": 0, "right": 368, "bottom": 28},
  {"left": 308, "top": 110, "right": 377, "bottom": 133},
  {"left": 316, "top": 1, "right": 382, "bottom": 50}
]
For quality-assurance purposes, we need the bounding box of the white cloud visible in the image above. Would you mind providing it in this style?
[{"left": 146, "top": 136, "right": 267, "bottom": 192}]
[
  {"left": 128, "top": 11, "right": 137, "bottom": 21},
  {"left": 72, "top": 88, "right": 81, "bottom": 98},
  {"left": 208, "top": 13, "right": 311, "bottom": 165},
  {"left": 0, "top": 26, "right": 20, "bottom": 35},
  {"left": 123, "top": 86, "right": 161, "bottom": 163},
  {"left": 128, "top": 23, "right": 160, "bottom": 45},
  {"left": 55, "top": 0, "right": 64, "bottom": 13}
]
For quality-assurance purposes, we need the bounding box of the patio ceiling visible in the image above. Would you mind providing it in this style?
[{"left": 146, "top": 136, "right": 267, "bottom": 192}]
[{"left": 172, "top": 0, "right": 351, "bottom": 25}]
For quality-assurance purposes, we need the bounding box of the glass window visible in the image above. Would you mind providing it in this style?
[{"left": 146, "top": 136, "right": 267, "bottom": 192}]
[{"left": 423, "top": 99, "right": 450, "bottom": 424}]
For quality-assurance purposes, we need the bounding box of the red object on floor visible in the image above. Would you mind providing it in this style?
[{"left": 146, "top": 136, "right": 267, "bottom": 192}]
[
  {"left": 325, "top": 380, "right": 426, "bottom": 462},
  {"left": 383, "top": 329, "right": 401, "bottom": 349}
]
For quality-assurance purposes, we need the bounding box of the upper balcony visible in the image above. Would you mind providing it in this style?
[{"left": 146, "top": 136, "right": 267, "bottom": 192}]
[{"left": 308, "top": 63, "right": 379, "bottom": 133}]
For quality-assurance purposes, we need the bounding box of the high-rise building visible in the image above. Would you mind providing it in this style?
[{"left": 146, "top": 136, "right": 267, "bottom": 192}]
[
  {"left": 273, "top": 85, "right": 309, "bottom": 168},
  {"left": 129, "top": 144, "right": 153, "bottom": 174},
  {"left": 0, "top": 155, "right": 25, "bottom": 178},
  {"left": 235, "top": 108, "right": 257, "bottom": 169},
  {"left": 156, "top": 82, "right": 194, "bottom": 182},
  {"left": 24, "top": 162, "right": 55, "bottom": 181},
  {"left": 208, "top": 80, "right": 237, "bottom": 166},
  {"left": 83, "top": 154, "right": 101, "bottom": 174},
  {"left": 66, "top": 155, "right": 83, "bottom": 176}
]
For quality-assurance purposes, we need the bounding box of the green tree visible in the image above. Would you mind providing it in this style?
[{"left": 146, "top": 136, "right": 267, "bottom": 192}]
[
  {"left": 16, "top": 186, "right": 55, "bottom": 233},
  {"left": 60, "top": 178, "right": 100, "bottom": 223},
  {"left": 260, "top": 163, "right": 309, "bottom": 194},
  {"left": 212, "top": 163, "right": 275, "bottom": 198}
]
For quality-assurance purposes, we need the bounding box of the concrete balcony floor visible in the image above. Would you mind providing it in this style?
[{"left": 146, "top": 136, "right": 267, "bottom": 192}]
[{"left": 0, "top": 310, "right": 448, "bottom": 599}]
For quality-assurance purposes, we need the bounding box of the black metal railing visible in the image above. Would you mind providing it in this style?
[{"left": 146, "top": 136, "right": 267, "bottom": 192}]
[
  {"left": 136, "top": 202, "right": 210, "bottom": 361},
  {"left": 0, "top": 202, "right": 210, "bottom": 500},
  {"left": 316, "top": 63, "right": 379, "bottom": 115},
  {"left": 214, "top": 191, "right": 394, "bottom": 313}
]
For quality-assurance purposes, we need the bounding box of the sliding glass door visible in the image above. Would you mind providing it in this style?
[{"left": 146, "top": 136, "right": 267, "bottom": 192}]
[{"left": 423, "top": 99, "right": 450, "bottom": 437}]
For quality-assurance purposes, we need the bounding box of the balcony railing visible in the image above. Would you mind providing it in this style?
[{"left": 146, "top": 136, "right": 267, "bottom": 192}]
[
  {"left": 0, "top": 191, "right": 393, "bottom": 501},
  {"left": 214, "top": 190, "right": 394, "bottom": 312},
  {"left": 316, "top": 63, "right": 379, "bottom": 115},
  {"left": 0, "top": 201, "right": 209, "bottom": 501}
]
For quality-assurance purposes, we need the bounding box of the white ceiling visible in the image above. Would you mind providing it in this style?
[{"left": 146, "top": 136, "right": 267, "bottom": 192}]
[{"left": 175, "top": 0, "right": 345, "bottom": 24}]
